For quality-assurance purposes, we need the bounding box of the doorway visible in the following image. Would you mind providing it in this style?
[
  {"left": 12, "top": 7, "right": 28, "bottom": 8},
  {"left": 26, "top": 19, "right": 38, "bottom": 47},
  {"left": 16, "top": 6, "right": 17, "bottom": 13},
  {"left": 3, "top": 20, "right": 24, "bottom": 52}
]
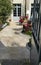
[{"left": 13, "top": 4, "right": 21, "bottom": 22}]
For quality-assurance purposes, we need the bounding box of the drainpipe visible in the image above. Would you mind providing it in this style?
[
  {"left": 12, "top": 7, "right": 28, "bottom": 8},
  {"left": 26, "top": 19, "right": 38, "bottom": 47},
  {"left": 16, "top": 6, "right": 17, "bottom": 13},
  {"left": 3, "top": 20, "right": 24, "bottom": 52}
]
[{"left": 25, "top": 0, "right": 26, "bottom": 16}]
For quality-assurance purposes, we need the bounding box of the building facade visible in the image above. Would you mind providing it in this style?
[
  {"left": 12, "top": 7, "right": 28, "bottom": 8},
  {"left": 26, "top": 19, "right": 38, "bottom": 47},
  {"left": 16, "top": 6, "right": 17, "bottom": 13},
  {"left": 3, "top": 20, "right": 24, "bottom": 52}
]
[{"left": 11, "top": 0, "right": 34, "bottom": 22}]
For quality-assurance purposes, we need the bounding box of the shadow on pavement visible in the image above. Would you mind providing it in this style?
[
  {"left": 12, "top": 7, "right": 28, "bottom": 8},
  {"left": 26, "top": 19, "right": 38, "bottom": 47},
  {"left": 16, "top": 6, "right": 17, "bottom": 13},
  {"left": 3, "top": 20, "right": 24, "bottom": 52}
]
[{"left": 0, "top": 41, "right": 30, "bottom": 61}]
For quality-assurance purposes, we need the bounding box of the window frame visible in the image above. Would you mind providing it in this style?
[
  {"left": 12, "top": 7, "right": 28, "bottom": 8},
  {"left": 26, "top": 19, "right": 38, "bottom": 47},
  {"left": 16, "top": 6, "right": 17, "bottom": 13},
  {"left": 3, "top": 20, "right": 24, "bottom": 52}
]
[{"left": 13, "top": 4, "right": 21, "bottom": 16}]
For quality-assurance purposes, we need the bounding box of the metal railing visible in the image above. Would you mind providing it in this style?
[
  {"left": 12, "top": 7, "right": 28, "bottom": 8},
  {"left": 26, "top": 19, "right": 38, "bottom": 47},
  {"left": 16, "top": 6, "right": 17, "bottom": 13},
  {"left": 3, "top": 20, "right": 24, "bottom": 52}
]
[{"left": 31, "top": 0, "right": 40, "bottom": 45}]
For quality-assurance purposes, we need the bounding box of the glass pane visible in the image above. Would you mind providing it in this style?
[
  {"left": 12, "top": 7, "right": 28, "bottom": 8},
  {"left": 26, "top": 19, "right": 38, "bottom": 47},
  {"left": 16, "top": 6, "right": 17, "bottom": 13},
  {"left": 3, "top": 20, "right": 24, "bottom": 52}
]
[
  {"left": 13, "top": 8, "right": 16, "bottom": 16},
  {"left": 18, "top": 8, "right": 21, "bottom": 16}
]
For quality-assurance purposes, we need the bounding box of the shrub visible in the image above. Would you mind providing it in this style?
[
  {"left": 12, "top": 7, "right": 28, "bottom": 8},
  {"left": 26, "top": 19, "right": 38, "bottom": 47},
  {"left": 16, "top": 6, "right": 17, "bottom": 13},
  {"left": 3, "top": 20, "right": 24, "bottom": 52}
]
[
  {"left": 25, "top": 30, "right": 32, "bottom": 36},
  {"left": 0, "top": 0, "right": 12, "bottom": 23},
  {"left": 0, "top": 20, "right": 3, "bottom": 27}
]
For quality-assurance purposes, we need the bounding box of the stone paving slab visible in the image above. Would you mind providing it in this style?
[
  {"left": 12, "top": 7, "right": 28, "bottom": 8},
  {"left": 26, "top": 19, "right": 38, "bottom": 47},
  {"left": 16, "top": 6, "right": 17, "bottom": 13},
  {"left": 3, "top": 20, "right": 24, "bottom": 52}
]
[
  {"left": 0, "top": 22, "right": 31, "bottom": 47},
  {"left": 0, "top": 34, "right": 30, "bottom": 47},
  {"left": 0, "top": 41, "right": 30, "bottom": 60},
  {"left": 0, "top": 22, "right": 31, "bottom": 60}
]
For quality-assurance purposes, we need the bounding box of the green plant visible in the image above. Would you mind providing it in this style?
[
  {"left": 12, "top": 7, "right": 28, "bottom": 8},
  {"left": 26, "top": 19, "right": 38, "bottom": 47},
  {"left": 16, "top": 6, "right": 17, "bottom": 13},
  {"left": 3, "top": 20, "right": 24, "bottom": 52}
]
[
  {"left": 25, "top": 30, "right": 32, "bottom": 36},
  {"left": 0, "top": 20, "right": 2, "bottom": 24},
  {"left": 0, "top": 20, "right": 3, "bottom": 28},
  {"left": 0, "top": 0, "right": 12, "bottom": 23},
  {"left": 0, "top": 28, "right": 3, "bottom": 31},
  {"left": 6, "top": 22, "right": 9, "bottom": 25}
]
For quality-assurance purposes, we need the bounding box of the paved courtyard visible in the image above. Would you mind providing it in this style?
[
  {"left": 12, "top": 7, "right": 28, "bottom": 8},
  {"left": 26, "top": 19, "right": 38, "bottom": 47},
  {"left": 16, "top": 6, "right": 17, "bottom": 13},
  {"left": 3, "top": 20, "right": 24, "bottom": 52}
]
[
  {"left": 0, "top": 22, "right": 31, "bottom": 47},
  {"left": 0, "top": 21, "right": 31, "bottom": 60},
  {"left": 0, "top": 22, "right": 39, "bottom": 65}
]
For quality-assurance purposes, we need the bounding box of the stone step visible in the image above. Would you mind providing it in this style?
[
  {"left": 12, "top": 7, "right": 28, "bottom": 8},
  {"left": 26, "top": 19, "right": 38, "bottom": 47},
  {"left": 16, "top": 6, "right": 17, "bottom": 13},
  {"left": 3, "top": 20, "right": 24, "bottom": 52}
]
[{"left": 0, "top": 41, "right": 30, "bottom": 60}]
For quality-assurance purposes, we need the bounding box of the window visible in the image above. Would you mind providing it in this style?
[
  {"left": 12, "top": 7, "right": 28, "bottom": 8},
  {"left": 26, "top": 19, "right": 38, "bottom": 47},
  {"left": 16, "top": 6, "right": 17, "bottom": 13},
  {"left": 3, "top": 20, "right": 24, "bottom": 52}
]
[{"left": 13, "top": 4, "right": 21, "bottom": 16}]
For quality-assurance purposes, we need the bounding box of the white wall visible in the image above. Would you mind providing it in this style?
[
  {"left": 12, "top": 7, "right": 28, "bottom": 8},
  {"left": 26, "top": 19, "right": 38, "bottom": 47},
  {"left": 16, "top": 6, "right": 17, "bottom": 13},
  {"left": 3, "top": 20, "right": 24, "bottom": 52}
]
[
  {"left": 11, "top": 0, "right": 34, "bottom": 21},
  {"left": 29, "top": 0, "right": 34, "bottom": 19},
  {"left": 11, "top": 0, "right": 25, "bottom": 22},
  {"left": 26, "top": 0, "right": 34, "bottom": 19},
  {"left": 12, "top": 0, "right": 25, "bottom": 16}
]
